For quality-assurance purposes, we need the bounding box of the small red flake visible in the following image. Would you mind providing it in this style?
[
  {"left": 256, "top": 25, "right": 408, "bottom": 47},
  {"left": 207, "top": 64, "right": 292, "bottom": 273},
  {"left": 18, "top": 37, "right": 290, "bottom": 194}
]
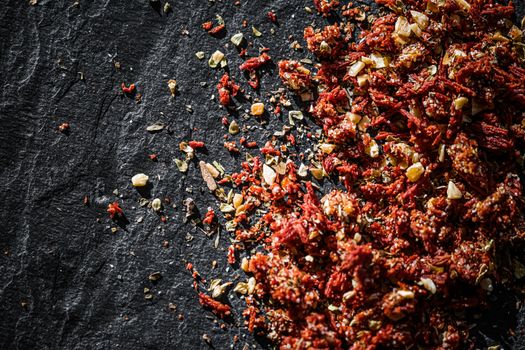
[
  {"left": 189, "top": 140, "right": 205, "bottom": 149},
  {"left": 203, "top": 208, "right": 215, "bottom": 225},
  {"left": 201, "top": 21, "right": 213, "bottom": 31},
  {"left": 121, "top": 83, "right": 135, "bottom": 94},
  {"left": 267, "top": 11, "right": 277, "bottom": 23},
  {"left": 58, "top": 122, "right": 70, "bottom": 132},
  {"left": 198, "top": 292, "right": 231, "bottom": 319},
  {"left": 227, "top": 245, "right": 236, "bottom": 264},
  {"left": 107, "top": 201, "right": 123, "bottom": 219},
  {"left": 149, "top": 154, "right": 158, "bottom": 161}
]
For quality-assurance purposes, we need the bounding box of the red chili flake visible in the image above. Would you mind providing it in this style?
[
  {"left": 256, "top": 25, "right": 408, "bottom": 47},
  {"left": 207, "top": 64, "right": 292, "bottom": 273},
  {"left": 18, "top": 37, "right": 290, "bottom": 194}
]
[
  {"left": 186, "top": 262, "right": 193, "bottom": 271},
  {"left": 58, "top": 122, "right": 70, "bottom": 133},
  {"left": 267, "top": 11, "right": 277, "bottom": 23},
  {"left": 221, "top": 116, "right": 229, "bottom": 126},
  {"left": 198, "top": 292, "right": 231, "bottom": 319},
  {"left": 107, "top": 201, "right": 123, "bottom": 219},
  {"left": 121, "top": 83, "right": 135, "bottom": 94},
  {"left": 239, "top": 53, "right": 271, "bottom": 72},
  {"left": 223, "top": 141, "right": 240, "bottom": 153},
  {"left": 149, "top": 154, "right": 158, "bottom": 161},
  {"left": 188, "top": 140, "right": 205, "bottom": 149},
  {"left": 203, "top": 208, "right": 215, "bottom": 225},
  {"left": 208, "top": 24, "right": 225, "bottom": 35},
  {"left": 217, "top": 178, "right": 230, "bottom": 185},
  {"left": 313, "top": 0, "right": 339, "bottom": 16},
  {"left": 287, "top": 134, "right": 296, "bottom": 145},
  {"left": 83, "top": 195, "right": 89, "bottom": 206},
  {"left": 201, "top": 21, "right": 213, "bottom": 31},
  {"left": 227, "top": 245, "right": 235, "bottom": 264},
  {"left": 217, "top": 73, "right": 241, "bottom": 106}
]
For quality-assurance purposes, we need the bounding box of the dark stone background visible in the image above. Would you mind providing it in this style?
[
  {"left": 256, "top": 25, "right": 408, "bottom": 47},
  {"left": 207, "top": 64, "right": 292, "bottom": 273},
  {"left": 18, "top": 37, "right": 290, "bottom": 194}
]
[{"left": 0, "top": 1, "right": 524, "bottom": 349}]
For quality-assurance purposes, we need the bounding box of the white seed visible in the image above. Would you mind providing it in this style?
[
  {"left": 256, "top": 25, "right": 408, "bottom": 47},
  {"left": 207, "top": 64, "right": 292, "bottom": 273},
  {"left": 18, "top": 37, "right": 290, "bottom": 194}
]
[
  {"left": 447, "top": 181, "right": 462, "bottom": 199},
  {"left": 348, "top": 61, "right": 365, "bottom": 77},
  {"left": 410, "top": 10, "right": 429, "bottom": 30},
  {"left": 230, "top": 33, "right": 244, "bottom": 47},
  {"left": 419, "top": 277, "right": 437, "bottom": 294},
  {"left": 247, "top": 277, "right": 256, "bottom": 294},
  {"left": 262, "top": 164, "right": 276, "bottom": 185},
  {"left": 151, "top": 198, "right": 162, "bottom": 211},
  {"left": 131, "top": 173, "right": 149, "bottom": 187}
]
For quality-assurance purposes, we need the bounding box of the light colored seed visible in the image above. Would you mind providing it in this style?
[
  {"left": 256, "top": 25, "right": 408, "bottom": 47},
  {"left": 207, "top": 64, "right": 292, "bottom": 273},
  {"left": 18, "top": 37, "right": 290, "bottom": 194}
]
[
  {"left": 365, "top": 140, "right": 380, "bottom": 158},
  {"left": 410, "top": 10, "right": 429, "bottom": 30},
  {"left": 233, "top": 193, "right": 243, "bottom": 208},
  {"left": 438, "top": 144, "right": 446, "bottom": 162},
  {"left": 262, "top": 164, "right": 276, "bottom": 185},
  {"left": 247, "top": 277, "right": 256, "bottom": 294},
  {"left": 233, "top": 282, "right": 248, "bottom": 294},
  {"left": 199, "top": 161, "right": 217, "bottom": 191},
  {"left": 241, "top": 257, "right": 249, "bottom": 272},
  {"left": 219, "top": 203, "right": 235, "bottom": 213},
  {"left": 252, "top": 26, "right": 262, "bottom": 37},
  {"left": 230, "top": 33, "right": 244, "bottom": 46},
  {"left": 228, "top": 120, "right": 240, "bottom": 135},
  {"left": 357, "top": 74, "right": 369, "bottom": 87},
  {"left": 310, "top": 167, "right": 324, "bottom": 180},
  {"left": 167, "top": 79, "right": 177, "bottom": 96},
  {"left": 297, "top": 163, "right": 308, "bottom": 177},
  {"left": 394, "top": 16, "right": 411, "bottom": 38},
  {"left": 447, "top": 181, "right": 462, "bottom": 199},
  {"left": 195, "top": 51, "right": 205, "bottom": 60},
  {"left": 319, "top": 143, "right": 336, "bottom": 154},
  {"left": 205, "top": 163, "right": 220, "bottom": 178},
  {"left": 397, "top": 290, "right": 415, "bottom": 299},
  {"left": 250, "top": 102, "right": 265, "bottom": 116},
  {"left": 419, "top": 277, "right": 437, "bottom": 294},
  {"left": 151, "top": 198, "right": 162, "bottom": 211},
  {"left": 208, "top": 50, "right": 225, "bottom": 68},
  {"left": 406, "top": 162, "right": 425, "bottom": 182},
  {"left": 131, "top": 173, "right": 149, "bottom": 187},
  {"left": 453, "top": 96, "right": 469, "bottom": 110},
  {"left": 348, "top": 61, "right": 365, "bottom": 77},
  {"left": 175, "top": 158, "right": 188, "bottom": 172}
]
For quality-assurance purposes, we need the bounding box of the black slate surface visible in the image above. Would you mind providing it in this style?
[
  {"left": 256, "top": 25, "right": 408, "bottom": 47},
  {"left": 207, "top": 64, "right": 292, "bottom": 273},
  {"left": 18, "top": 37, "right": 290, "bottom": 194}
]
[{"left": 1, "top": 1, "right": 525, "bottom": 349}]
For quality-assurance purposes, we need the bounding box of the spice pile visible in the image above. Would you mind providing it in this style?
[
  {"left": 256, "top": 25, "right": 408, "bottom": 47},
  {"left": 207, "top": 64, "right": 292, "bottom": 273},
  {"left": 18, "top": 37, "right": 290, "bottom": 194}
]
[{"left": 189, "top": 0, "right": 525, "bottom": 348}]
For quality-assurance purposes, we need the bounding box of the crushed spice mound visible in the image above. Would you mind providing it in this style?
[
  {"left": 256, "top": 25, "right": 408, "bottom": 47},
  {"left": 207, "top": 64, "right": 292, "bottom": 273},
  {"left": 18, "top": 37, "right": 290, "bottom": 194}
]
[{"left": 195, "top": 1, "right": 525, "bottom": 349}]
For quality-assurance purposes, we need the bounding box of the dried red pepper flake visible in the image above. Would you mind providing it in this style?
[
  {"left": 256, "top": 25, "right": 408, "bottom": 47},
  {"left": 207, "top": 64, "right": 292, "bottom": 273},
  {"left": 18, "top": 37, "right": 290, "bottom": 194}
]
[
  {"left": 223, "top": 141, "right": 240, "bottom": 153},
  {"left": 188, "top": 140, "right": 205, "bottom": 149},
  {"left": 58, "top": 122, "right": 70, "bottom": 133},
  {"left": 148, "top": 154, "right": 158, "bottom": 161},
  {"left": 107, "top": 201, "right": 123, "bottom": 219},
  {"left": 217, "top": 73, "right": 241, "bottom": 106},
  {"left": 202, "top": 208, "right": 215, "bottom": 225},
  {"left": 267, "top": 11, "right": 277, "bottom": 23},
  {"left": 121, "top": 83, "right": 135, "bottom": 94},
  {"left": 239, "top": 52, "right": 271, "bottom": 72},
  {"left": 208, "top": 24, "right": 225, "bottom": 35},
  {"left": 201, "top": 21, "right": 213, "bottom": 31},
  {"left": 193, "top": 1, "right": 525, "bottom": 349},
  {"left": 198, "top": 292, "right": 231, "bottom": 319}
]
